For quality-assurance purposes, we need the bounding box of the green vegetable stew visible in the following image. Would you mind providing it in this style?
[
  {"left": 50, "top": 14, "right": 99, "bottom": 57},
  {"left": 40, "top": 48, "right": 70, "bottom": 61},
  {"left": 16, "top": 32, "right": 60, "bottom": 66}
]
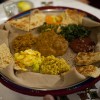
[
  {"left": 59, "top": 24, "right": 91, "bottom": 41},
  {"left": 38, "top": 23, "right": 91, "bottom": 42}
]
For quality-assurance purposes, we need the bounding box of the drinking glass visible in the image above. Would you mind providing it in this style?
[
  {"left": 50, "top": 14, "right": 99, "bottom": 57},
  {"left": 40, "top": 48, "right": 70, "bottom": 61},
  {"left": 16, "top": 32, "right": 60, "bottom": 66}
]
[{"left": 3, "top": 1, "right": 19, "bottom": 17}]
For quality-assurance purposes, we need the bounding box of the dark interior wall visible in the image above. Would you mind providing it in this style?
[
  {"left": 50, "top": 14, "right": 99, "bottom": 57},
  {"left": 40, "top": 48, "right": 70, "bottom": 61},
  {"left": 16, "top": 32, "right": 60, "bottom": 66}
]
[
  {"left": 0, "top": 0, "right": 7, "bottom": 3},
  {"left": 0, "top": 0, "right": 100, "bottom": 8},
  {"left": 89, "top": 0, "right": 100, "bottom": 9}
]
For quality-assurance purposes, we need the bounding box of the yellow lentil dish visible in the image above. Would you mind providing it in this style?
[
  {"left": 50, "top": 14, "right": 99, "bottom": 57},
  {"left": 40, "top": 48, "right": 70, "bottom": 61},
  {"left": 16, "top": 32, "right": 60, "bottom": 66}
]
[
  {"left": 14, "top": 49, "right": 70, "bottom": 75},
  {"left": 40, "top": 55, "right": 70, "bottom": 75},
  {"left": 14, "top": 49, "right": 42, "bottom": 72}
]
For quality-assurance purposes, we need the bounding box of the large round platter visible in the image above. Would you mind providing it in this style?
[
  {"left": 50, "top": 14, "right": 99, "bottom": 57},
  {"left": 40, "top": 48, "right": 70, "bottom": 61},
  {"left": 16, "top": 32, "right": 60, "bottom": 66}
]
[{"left": 0, "top": 6, "right": 100, "bottom": 96}]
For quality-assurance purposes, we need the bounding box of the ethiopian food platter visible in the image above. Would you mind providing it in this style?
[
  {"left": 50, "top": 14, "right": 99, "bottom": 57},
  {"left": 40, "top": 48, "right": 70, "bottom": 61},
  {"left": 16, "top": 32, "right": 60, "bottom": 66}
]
[{"left": 0, "top": 6, "right": 100, "bottom": 96}]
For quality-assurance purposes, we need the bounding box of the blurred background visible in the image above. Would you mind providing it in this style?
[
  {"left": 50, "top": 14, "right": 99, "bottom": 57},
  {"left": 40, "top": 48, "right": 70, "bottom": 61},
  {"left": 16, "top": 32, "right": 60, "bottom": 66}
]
[{"left": 0, "top": 0, "right": 100, "bottom": 9}]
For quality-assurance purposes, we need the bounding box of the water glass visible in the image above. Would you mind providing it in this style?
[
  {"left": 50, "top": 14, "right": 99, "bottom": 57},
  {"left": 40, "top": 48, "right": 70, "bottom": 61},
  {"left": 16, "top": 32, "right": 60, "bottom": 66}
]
[{"left": 3, "top": 1, "right": 19, "bottom": 17}]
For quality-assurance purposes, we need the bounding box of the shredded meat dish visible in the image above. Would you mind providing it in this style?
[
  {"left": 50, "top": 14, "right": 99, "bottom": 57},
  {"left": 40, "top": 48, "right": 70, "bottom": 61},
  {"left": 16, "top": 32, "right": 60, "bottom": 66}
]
[
  {"left": 34, "top": 31, "right": 68, "bottom": 56},
  {"left": 12, "top": 33, "right": 36, "bottom": 53}
]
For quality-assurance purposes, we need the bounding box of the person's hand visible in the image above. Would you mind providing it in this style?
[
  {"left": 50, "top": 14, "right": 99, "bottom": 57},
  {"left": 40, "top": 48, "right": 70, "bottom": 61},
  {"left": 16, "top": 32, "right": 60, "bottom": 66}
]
[{"left": 43, "top": 95, "right": 55, "bottom": 100}]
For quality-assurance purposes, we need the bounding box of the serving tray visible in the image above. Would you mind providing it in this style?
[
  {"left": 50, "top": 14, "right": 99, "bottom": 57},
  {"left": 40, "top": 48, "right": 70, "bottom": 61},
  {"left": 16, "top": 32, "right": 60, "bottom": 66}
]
[{"left": 0, "top": 6, "right": 100, "bottom": 96}]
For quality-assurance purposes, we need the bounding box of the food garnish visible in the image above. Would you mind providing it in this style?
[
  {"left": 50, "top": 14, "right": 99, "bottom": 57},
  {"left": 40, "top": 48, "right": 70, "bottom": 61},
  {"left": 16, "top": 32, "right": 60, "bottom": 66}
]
[{"left": 45, "top": 15, "right": 62, "bottom": 24}]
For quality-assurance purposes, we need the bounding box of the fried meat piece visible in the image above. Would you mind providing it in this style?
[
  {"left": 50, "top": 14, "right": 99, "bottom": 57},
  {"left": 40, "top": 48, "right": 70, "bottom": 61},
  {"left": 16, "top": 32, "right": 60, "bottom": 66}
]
[{"left": 70, "top": 37, "right": 95, "bottom": 53}]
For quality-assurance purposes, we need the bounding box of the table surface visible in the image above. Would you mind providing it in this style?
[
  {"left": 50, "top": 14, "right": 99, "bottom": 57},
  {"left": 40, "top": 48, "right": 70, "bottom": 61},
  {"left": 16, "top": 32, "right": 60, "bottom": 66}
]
[{"left": 0, "top": 0, "right": 100, "bottom": 100}]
